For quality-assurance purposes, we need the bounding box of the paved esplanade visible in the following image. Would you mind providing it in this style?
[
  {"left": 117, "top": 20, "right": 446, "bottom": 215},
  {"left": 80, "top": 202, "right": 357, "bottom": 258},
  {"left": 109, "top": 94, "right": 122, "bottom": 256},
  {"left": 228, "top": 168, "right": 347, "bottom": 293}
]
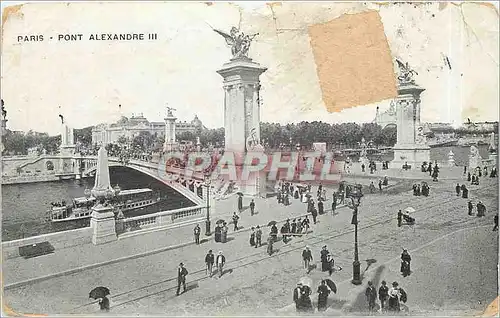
[{"left": 3, "top": 169, "right": 498, "bottom": 316}]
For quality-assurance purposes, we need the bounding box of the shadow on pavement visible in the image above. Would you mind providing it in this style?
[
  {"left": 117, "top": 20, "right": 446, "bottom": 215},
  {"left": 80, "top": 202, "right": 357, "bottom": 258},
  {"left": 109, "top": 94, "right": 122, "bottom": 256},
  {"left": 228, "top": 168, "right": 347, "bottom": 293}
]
[{"left": 348, "top": 265, "right": 386, "bottom": 314}]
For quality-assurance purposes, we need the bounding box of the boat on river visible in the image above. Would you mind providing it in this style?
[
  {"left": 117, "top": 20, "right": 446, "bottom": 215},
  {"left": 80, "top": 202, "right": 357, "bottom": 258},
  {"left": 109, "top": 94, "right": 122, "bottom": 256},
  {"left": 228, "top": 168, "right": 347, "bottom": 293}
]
[{"left": 48, "top": 188, "right": 161, "bottom": 222}]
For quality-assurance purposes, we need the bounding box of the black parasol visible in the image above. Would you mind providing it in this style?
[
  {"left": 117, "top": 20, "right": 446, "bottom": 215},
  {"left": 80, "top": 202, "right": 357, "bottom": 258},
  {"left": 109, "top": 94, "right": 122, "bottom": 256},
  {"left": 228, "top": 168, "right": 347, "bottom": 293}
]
[
  {"left": 216, "top": 219, "right": 225, "bottom": 225},
  {"left": 267, "top": 220, "right": 277, "bottom": 226},
  {"left": 89, "top": 286, "right": 110, "bottom": 299},
  {"left": 324, "top": 279, "right": 337, "bottom": 293}
]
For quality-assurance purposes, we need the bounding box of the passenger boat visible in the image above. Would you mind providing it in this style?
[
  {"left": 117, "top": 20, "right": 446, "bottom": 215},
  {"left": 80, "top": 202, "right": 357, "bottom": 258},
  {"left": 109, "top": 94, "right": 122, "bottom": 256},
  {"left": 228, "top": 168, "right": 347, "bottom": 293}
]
[{"left": 48, "top": 188, "right": 161, "bottom": 222}]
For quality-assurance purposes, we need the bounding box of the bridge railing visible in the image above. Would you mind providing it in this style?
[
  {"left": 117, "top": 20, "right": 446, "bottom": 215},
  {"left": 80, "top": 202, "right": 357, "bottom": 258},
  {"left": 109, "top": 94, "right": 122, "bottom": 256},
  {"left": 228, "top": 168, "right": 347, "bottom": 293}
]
[{"left": 117, "top": 205, "right": 205, "bottom": 234}]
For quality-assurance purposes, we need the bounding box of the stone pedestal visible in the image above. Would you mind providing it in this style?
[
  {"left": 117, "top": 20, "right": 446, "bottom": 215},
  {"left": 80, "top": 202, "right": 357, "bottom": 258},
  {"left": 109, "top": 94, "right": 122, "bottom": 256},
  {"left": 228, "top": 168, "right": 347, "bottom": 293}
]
[
  {"left": 217, "top": 57, "right": 267, "bottom": 197},
  {"left": 90, "top": 204, "right": 117, "bottom": 245},
  {"left": 391, "top": 83, "right": 430, "bottom": 167}
]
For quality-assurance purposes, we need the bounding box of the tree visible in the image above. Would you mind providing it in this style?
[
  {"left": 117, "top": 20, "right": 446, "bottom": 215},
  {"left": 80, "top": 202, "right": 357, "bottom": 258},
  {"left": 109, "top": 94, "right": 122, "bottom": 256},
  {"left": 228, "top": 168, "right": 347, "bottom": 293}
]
[
  {"left": 131, "top": 131, "right": 155, "bottom": 152},
  {"left": 74, "top": 126, "right": 93, "bottom": 148},
  {"left": 177, "top": 131, "right": 196, "bottom": 143}
]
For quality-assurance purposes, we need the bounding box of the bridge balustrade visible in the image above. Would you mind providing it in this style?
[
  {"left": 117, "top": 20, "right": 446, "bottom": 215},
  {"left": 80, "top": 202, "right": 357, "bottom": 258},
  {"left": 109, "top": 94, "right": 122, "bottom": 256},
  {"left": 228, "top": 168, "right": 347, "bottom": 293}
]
[{"left": 117, "top": 205, "right": 205, "bottom": 234}]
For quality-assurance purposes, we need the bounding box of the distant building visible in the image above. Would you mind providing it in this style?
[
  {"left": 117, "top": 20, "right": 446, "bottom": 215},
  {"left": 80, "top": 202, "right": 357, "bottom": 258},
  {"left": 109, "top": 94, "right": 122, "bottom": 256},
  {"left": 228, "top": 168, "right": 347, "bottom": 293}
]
[
  {"left": 373, "top": 102, "right": 397, "bottom": 128},
  {"left": 91, "top": 113, "right": 205, "bottom": 145}
]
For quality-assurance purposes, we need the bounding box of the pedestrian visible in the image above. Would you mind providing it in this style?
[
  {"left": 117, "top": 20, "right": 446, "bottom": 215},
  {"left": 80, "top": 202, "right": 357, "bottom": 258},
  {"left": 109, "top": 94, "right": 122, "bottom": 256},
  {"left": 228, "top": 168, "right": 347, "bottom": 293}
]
[
  {"left": 477, "top": 201, "right": 486, "bottom": 217},
  {"left": 369, "top": 182, "right": 375, "bottom": 193},
  {"left": 468, "top": 200, "right": 474, "bottom": 216},
  {"left": 270, "top": 223, "right": 278, "bottom": 242},
  {"left": 416, "top": 184, "right": 421, "bottom": 196},
  {"left": 193, "top": 224, "right": 201, "bottom": 245},
  {"left": 299, "top": 284, "right": 313, "bottom": 312},
  {"left": 378, "top": 180, "right": 383, "bottom": 192},
  {"left": 463, "top": 165, "right": 467, "bottom": 175},
  {"left": 397, "top": 210, "right": 403, "bottom": 227},
  {"left": 388, "top": 282, "right": 401, "bottom": 312},
  {"left": 318, "top": 200, "right": 324, "bottom": 215},
  {"left": 99, "top": 296, "right": 110, "bottom": 312},
  {"left": 232, "top": 212, "right": 239, "bottom": 231},
  {"left": 302, "top": 246, "right": 313, "bottom": 273},
  {"left": 293, "top": 283, "right": 303, "bottom": 312},
  {"left": 326, "top": 253, "right": 335, "bottom": 275},
  {"left": 361, "top": 163, "right": 365, "bottom": 172},
  {"left": 412, "top": 184, "right": 417, "bottom": 196},
  {"left": 221, "top": 222, "right": 228, "bottom": 243},
  {"left": 379, "top": 280, "right": 389, "bottom": 311},
  {"left": 383, "top": 176, "right": 389, "bottom": 186},
  {"left": 255, "top": 225, "right": 262, "bottom": 247},
  {"left": 317, "top": 280, "right": 330, "bottom": 311},
  {"left": 250, "top": 227, "right": 256, "bottom": 247},
  {"left": 176, "top": 263, "right": 188, "bottom": 296},
  {"left": 267, "top": 234, "right": 274, "bottom": 256},
  {"left": 461, "top": 184, "right": 468, "bottom": 198},
  {"left": 455, "top": 183, "right": 461, "bottom": 196},
  {"left": 280, "top": 223, "right": 288, "bottom": 243},
  {"left": 494, "top": 214, "right": 498, "bottom": 231},
  {"left": 250, "top": 199, "right": 255, "bottom": 215},
  {"left": 320, "top": 245, "right": 329, "bottom": 272},
  {"left": 302, "top": 216, "right": 310, "bottom": 233},
  {"left": 400, "top": 249, "right": 411, "bottom": 277},
  {"left": 238, "top": 194, "right": 243, "bottom": 212},
  {"left": 216, "top": 251, "right": 226, "bottom": 278},
  {"left": 365, "top": 281, "right": 377, "bottom": 312},
  {"left": 296, "top": 218, "right": 303, "bottom": 234},
  {"left": 205, "top": 250, "right": 214, "bottom": 277},
  {"left": 291, "top": 219, "right": 297, "bottom": 234},
  {"left": 467, "top": 171, "right": 471, "bottom": 181},
  {"left": 311, "top": 207, "right": 318, "bottom": 224}
]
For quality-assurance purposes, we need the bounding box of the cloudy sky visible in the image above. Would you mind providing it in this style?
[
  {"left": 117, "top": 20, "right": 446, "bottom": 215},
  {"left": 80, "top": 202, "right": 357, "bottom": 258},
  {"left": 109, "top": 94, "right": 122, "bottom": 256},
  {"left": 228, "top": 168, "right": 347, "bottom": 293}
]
[{"left": 1, "top": 1, "right": 498, "bottom": 135}]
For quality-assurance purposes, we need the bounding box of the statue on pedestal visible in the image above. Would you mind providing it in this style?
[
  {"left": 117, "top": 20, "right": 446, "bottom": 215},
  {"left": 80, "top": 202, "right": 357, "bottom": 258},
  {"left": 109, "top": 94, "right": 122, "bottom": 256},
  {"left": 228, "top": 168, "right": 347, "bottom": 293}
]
[
  {"left": 246, "top": 127, "right": 264, "bottom": 152},
  {"left": 166, "top": 106, "right": 176, "bottom": 117},
  {"left": 213, "top": 26, "right": 259, "bottom": 59},
  {"left": 396, "top": 59, "right": 418, "bottom": 86}
]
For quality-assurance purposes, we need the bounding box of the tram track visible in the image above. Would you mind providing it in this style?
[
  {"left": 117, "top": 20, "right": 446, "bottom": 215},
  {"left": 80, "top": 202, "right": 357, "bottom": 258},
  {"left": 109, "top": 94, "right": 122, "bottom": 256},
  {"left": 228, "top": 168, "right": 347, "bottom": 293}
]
[{"left": 70, "top": 181, "right": 487, "bottom": 313}]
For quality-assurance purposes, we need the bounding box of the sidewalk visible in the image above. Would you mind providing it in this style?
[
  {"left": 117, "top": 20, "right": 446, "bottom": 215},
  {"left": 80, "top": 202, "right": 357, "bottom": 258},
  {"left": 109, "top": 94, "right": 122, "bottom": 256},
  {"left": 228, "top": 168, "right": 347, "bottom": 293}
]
[{"left": 3, "top": 191, "right": 316, "bottom": 288}]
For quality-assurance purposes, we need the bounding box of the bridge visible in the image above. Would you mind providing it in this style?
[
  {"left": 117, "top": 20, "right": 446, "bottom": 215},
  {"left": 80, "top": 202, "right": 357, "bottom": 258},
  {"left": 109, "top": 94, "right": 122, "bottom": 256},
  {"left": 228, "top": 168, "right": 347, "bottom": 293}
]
[{"left": 1, "top": 153, "right": 211, "bottom": 206}]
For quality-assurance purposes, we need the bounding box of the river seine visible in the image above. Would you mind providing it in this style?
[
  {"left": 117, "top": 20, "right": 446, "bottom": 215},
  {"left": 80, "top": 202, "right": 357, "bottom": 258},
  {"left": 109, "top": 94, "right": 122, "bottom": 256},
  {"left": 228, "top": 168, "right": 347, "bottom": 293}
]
[{"left": 1, "top": 167, "right": 194, "bottom": 241}]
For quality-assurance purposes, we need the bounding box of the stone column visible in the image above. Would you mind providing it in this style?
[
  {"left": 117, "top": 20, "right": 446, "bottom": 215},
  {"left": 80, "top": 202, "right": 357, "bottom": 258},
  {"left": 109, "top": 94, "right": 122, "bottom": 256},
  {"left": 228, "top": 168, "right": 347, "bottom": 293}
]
[
  {"left": 217, "top": 57, "right": 267, "bottom": 197},
  {"left": 392, "top": 83, "right": 430, "bottom": 167},
  {"left": 163, "top": 112, "right": 177, "bottom": 152},
  {"left": 217, "top": 58, "right": 267, "bottom": 154}
]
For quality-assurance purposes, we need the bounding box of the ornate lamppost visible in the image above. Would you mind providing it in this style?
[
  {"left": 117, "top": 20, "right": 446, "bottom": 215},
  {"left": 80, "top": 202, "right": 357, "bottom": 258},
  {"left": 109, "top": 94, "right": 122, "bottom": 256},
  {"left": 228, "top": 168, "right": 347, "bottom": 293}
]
[
  {"left": 203, "top": 176, "right": 212, "bottom": 236},
  {"left": 346, "top": 184, "right": 364, "bottom": 285}
]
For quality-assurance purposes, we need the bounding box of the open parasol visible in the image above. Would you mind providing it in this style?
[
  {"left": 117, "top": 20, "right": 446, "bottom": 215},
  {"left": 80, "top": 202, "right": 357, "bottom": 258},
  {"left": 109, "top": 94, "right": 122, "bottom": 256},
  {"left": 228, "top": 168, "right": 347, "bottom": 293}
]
[
  {"left": 267, "top": 220, "right": 277, "bottom": 226},
  {"left": 404, "top": 207, "right": 416, "bottom": 214},
  {"left": 324, "top": 279, "right": 337, "bottom": 293},
  {"left": 216, "top": 219, "right": 225, "bottom": 225},
  {"left": 89, "top": 286, "right": 110, "bottom": 299}
]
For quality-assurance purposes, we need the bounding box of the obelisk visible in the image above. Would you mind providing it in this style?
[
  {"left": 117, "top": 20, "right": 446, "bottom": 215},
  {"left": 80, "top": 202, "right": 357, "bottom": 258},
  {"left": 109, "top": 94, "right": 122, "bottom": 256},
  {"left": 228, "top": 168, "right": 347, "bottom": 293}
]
[{"left": 90, "top": 146, "right": 117, "bottom": 245}]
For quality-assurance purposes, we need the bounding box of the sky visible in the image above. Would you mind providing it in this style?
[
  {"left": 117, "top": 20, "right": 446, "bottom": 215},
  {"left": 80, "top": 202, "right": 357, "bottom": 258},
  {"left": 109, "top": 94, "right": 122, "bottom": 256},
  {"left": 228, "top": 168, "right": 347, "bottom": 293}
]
[{"left": 1, "top": 1, "right": 499, "bottom": 135}]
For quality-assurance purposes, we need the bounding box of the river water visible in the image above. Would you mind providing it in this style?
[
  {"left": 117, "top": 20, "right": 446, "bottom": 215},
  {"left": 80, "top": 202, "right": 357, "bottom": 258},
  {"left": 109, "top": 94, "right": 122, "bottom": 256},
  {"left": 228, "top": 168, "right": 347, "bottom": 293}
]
[
  {"left": 1, "top": 167, "right": 194, "bottom": 241},
  {"left": 1, "top": 145, "right": 491, "bottom": 241}
]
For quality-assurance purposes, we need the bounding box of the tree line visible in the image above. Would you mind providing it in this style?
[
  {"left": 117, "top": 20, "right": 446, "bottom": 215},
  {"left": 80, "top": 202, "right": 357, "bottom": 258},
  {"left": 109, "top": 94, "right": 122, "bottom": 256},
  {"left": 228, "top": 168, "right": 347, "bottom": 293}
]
[{"left": 2, "top": 122, "right": 398, "bottom": 155}]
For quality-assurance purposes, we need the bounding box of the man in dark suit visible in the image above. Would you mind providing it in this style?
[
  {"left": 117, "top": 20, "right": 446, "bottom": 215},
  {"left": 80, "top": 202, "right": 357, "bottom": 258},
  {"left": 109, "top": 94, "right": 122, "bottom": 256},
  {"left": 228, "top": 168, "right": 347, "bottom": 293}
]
[
  {"left": 176, "top": 263, "right": 188, "bottom": 296},
  {"left": 216, "top": 251, "right": 226, "bottom": 278},
  {"left": 205, "top": 250, "right": 214, "bottom": 277}
]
